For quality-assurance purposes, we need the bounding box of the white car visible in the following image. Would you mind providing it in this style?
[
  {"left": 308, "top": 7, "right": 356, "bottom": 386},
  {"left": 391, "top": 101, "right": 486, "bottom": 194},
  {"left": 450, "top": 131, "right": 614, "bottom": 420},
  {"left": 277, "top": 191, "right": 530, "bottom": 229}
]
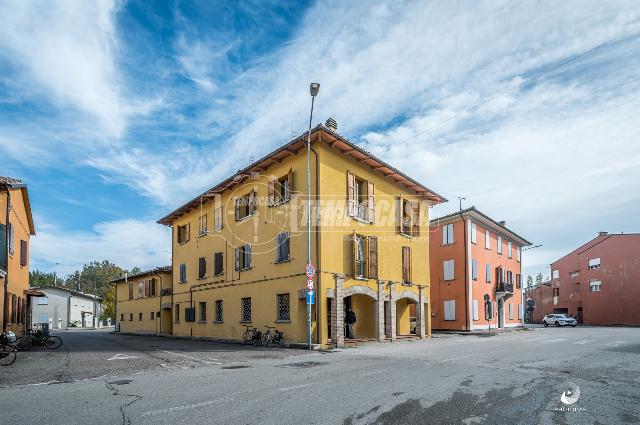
[{"left": 543, "top": 314, "right": 577, "bottom": 327}]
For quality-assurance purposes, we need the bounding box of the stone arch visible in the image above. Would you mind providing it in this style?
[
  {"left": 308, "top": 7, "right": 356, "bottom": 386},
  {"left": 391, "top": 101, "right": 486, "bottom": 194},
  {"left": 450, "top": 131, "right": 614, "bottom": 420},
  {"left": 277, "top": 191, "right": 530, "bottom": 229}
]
[
  {"left": 395, "top": 290, "right": 419, "bottom": 303},
  {"left": 342, "top": 285, "right": 377, "bottom": 300}
]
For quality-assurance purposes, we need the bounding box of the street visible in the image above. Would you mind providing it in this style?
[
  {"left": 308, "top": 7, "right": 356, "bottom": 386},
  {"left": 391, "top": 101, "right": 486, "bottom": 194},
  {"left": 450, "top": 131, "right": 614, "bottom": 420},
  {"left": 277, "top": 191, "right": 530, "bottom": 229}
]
[{"left": 1, "top": 326, "right": 639, "bottom": 425}]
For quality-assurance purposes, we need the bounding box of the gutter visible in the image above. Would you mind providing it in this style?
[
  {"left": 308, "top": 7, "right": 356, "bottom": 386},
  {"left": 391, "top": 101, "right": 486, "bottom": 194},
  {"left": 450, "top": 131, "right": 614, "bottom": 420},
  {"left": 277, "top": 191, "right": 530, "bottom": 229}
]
[{"left": 310, "top": 143, "right": 321, "bottom": 344}]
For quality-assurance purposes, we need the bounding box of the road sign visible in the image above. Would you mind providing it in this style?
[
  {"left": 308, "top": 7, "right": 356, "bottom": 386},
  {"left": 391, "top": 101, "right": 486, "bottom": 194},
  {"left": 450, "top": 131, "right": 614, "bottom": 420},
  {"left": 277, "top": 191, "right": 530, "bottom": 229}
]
[
  {"left": 306, "top": 290, "right": 315, "bottom": 305},
  {"left": 305, "top": 263, "right": 316, "bottom": 279},
  {"left": 307, "top": 278, "right": 314, "bottom": 290}
]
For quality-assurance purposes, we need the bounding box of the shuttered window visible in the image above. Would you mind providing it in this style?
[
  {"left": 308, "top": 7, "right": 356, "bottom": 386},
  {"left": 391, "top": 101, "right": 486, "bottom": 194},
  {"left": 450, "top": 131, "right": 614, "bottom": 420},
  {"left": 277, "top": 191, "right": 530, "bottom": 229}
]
[
  {"left": 214, "top": 252, "right": 224, "bottom": 275},
  {"left": 367, "top": 181, "right": 375, "bottom": 222},
  {"left": 411, "top": 201, "right": 420, "bottom": 236},
  {"left": 0, "top": 224, "right": 6, "bottom": 270},
  {"left": 508, "top": 241, "right": 512, "bottom": 258},
  {"left": 402, "top": 246, "right": 412, "bottom": 285},
  {"left": 354, "top": 234, "right": 366, "bottom": 278},
  {"left": 444, "top": 300, "right": 456, "bottom": 321},
  {"left": 444, "top": 260, "right": 455, "bottom": 281},
  {"left": 150, "top": 278, "right": 156, "bottom": 296},
  {"left": 509, "top": 303, "right": 514, "bottom": 320},
  {"left": 235, "top": 245, "right": 252, "bottom": 271},
  {"left": 269, "top": 170, "right": 293, "bottom": 206},
  {"left": 497, "top": 236, "right": 502, "bottom": 254},
  {"left": 20, "top": 240, "right": 27, "bottom": 266},
  {"left": 177, "top": 223, "right": 190, "bottom": 244},
  {"left": 198, "top": 214, "right": 207, "bottom": 236},
  {"left": 486, "top": 263, "right": 491, "bottom": 283},
  {"left": 179, "top": 263, "right": 187, "bottom": 283},
  {"left": 275, "top": 232, "right": 290, "bottom": 263},
  {"left": 235, "top": 190, "right": 256, "bottom": 220},
  {"left": 470, "top": 222, "right": 477, "bottom": 244},
  {"left": 144, "top": 280, "right": 150, "bottom": 297},
  {"left": 128, "top": 282, "right": 133, "bottom": 300},
  {"left": 516, "top": 246, "right": 521, "bottom": 262},
  {"left": 368, "top": 236, "right": 378, "bottom": 279},
  {"left": 485, "top": 229, "right": 490, "bottom": 250},
  {"left": 346, "top": 171, "right": 356, "bottom": 217},
  {"left": 198, "top": 257, "right": 206, "bottom": 279},
  {"left": 472, "top": 300, "right": 479, "bottom": 321},
  {"left": 443, "top": 224, "right": 454, "bottom": 245},
  {"left": 214, "top": 206, "right": 223, "bottom": 230},
  {"left": 138, "top": 281, "right": 144, "bottom": 299}
]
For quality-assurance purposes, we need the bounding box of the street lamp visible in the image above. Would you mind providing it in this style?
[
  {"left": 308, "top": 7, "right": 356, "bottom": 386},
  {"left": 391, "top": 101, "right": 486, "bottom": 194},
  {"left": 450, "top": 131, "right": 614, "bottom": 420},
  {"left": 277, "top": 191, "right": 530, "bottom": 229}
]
[{"left": 306, "top": 82, "right": 319, "bottom": 350}]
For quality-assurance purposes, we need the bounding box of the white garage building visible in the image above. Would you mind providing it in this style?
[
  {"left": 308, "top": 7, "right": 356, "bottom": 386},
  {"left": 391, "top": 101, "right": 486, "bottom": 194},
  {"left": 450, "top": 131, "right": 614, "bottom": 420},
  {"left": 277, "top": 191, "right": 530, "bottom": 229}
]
[{"left": 30, "top": 286, "right": 103, "bottom": 329}]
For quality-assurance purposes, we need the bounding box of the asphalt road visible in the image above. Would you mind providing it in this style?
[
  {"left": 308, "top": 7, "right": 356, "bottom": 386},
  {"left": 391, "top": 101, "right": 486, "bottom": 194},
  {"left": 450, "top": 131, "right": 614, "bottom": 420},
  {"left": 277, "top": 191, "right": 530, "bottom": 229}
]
[{"left": 1, "top": 326, "right": 639, "bottom": 425}]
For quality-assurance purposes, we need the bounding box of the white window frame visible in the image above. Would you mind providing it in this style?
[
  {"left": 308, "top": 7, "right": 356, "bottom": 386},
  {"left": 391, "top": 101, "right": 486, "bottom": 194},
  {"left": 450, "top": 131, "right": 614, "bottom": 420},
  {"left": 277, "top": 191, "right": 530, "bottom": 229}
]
[
  {"left": 472, "top": 300, "right": 479, "bottom": 321},
  {"left": 442, "top": 223, "right": 454, "bottom": 245},
  {"left": 444, "top": 300, "right": 456, "bottom": 321},
  {"left": 485, "top": 229, "right": 490, "bottom": 250},
  {"left": 497, "top": 236, "right": 502, "bottom": 254},
  {"left": 485, "top": 263, "right": 491, "bottom": 283},
  {"left": 589, "top": 280, "right": 601, "bottom": 292},
  {"left": 508, "top": 241, "right": 512, "bottom": 258},
  {"left": 552, "top": 269, "right": 559, "bottom": 279},
  {"left": 518, "top": 304, "right": 523, "bottom": 319},
  {"left": 443, "top": 260, "right": 455, "bottom": 281},
  {"left": 509, "top": 303, "right": 514, "bottom": 320},
  {"left": 516, "top": 246, "right": 521, "bottom": 262},
  {"left": 588, "top": 258, "right": 600, "bottom": 269},
  {"left": 470, "top": 222, "right": 477, "bottom": 244},
  {"left": 471, "top": 259, "right": 478, "bottom": 281}
]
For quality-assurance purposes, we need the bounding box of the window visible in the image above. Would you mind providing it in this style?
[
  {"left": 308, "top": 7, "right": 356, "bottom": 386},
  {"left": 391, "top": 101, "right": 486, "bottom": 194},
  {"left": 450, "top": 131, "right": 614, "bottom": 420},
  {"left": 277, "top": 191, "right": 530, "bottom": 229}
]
[
  {"left": 485, "top": 229, "right": 490, "bottom": 250},
  {"left": 497, "top": 236, "right": 502, "bottom": 254},
  {"left": 444, "top": 300, "right": 456, "bottom": 321},
  {"left": 198, "top": 257, "right": 206, "bottom": 279},
  {"left": 214, "top": 206, "right": 223, "bottom": 230},
  {"left": 150, "top": 312, "right": 154, "bottom": 320},
  {"left": 199, "top": 302, "right": 207, "bottom": 322},
  {"left": 198, "top": 214, "right": 207, "bottom": 236},
  {"left": 508, "top": 241, "right": 512, "bottom": 258},
  {"left": 402, "top": 246, "right": 412, "bottom": 285},
  {"left": 472, "top": 300, "right": 479, "bottom": 321},
  {"left": 235, "top": 244, "right": 252, "bottom": 271},
  {"left": 516, "top": 246, "right": 521, "bottom": 262},
  {"left": 150, "top": 278, "right": 157, "bottom": 296},
  {"left": 470, "top": 222, "right": 477, "bottom": 244},
  {"left": 552, "top": 288, "right": 559, "bottom": 297},
  {"left": 139, "top": 313, "right": 143, "bottom": 321},
  {"left": 179, "top": 263, "right": 187, "bottom": 283},
  {"left": 354, "top": 235, "right": 366, "bottom": 278},
  {"left": 347, "top": 171, "right": 375, "bottom": 222},
  {"left": 120, "top": 313, "right": 124, "bottom": 321},
  {"left": 351, "top": 235, "right": 378, "bottom": 279},
  {"left": 552, "top": 269, "right": 559, "bottom": 279},
  {"left": 485, "top": 263, "right": 491, "bottom": 283},
  {"left": 277, "top": 293, "right": 290, "bottom": 321},
  {"left": 442, "top": 224, "right": 454, "bottom": 245},
  {"left": 509, "top": 303, "right": 514, "bottom": 320},
  {"left": 397, "top": 198, "right": 420, "bottom": 236},
  {"left": 471, "top": 259, "right": 478, "bottom": 281},
  {"left": 235, "top": 190, "right": 256, "bottom": 221},
  {"left": 8, "top": 223, "right": 14, "bottom": 255},
  {"left": 269, "top": 171, "right": 293, "bottom": 205},
  {"left": 129, "top": 313, "right": 133, "bottom": 321},
  {"left": 175, "top": 304, "right": 180, "bottom": 323},
  {"left": 589, "top": 280, "right": 601, "bottom": 292},
  {"left": 275, "top": 232, "right": 290, "bottom": 263},
  {"left": 516, "top": 274, "right": 522, "bottom": 289},
  {"left": 215, "top": 300, "right": 223, "bottom": 322},
  {"left": 214, "top": 252, "right": 224, "bottom": 276},
  {"left": 518, "top": 304, "right": 523, "bottom": 320},
  {"left": 588, "top": 258, "right": 600, "bottom": 269},
  {"left": 20, "top": 240, "right": 27, "bottom": 266},
  {"left": 443, "top": 260, "right": 455, "bottom": 281},
  {"left": 177, "top": 223, "right": 190, "bottom": 244},
  {"left": 241, "top": 297, "right": 252, "bottom": 322},
  {"left": 128, "top": 281, "right": 133, "bottom": 300},
  {"left": 37, "top": 296, "right": 48, "bottom": 305}
]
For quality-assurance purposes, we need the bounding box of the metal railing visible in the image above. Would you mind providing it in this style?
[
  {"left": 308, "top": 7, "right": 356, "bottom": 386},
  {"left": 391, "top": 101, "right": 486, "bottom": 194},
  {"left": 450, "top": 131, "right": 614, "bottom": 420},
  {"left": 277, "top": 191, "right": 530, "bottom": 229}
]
[{"left": 496, "top": 283, "right": 514, "bottom": 293}]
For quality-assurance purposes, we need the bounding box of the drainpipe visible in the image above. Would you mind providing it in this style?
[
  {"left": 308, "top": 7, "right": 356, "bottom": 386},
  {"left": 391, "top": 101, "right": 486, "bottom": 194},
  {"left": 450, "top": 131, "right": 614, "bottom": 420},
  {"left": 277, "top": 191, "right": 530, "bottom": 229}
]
[
  {"left": 310, "top": 144, "right": 321, "bottom": 344},
  {"left": 461, "top": 213, "right": 469, "bottom": 331},
  {"left": 157, "top": 273, "right": 163, "bottom": 335},
  {"left": 2, "top": 188, "right": 9, "bottom": 333}
]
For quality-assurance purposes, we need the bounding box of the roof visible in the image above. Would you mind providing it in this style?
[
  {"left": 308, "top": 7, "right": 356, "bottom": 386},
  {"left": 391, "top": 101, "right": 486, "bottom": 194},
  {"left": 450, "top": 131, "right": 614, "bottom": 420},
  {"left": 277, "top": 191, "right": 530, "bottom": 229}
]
[
  {"left": 30, "top": 285, "right": 103, "bottom": 301},
  {"left": 0, "top": 176, "right": 36, "bottom": 235},
  {"left": 430, "top": 206, "right": 531, "bottom": 246},
  {"left": 109, "top": 266, "right": 172, "bottom": 284},
  {"left": 551, "top": 233, "right": 640, "bottom": 266},
  {"left": 157, "top": 124, "right": 447, "bottom": 226}
]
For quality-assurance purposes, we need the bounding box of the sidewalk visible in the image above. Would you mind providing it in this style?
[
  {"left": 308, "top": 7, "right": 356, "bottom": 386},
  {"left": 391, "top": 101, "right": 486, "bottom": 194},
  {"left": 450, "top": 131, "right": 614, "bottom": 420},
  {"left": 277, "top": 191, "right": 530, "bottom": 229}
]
[{"left": 432, "top": 324, "right": 542, "bottom": 337}]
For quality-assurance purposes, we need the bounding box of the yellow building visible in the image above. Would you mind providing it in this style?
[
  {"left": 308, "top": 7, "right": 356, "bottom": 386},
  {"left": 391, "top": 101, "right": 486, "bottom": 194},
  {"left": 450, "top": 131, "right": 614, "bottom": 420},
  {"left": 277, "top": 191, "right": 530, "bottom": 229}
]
[
  {"left": 112, "top": 266, "right": 173, "bottom": 335},
  {"left": 148, "top": 121, "right": 446, "bottom": 348},
  {"left": 1, "top": 176, "right": 37, "bottom": 336}
]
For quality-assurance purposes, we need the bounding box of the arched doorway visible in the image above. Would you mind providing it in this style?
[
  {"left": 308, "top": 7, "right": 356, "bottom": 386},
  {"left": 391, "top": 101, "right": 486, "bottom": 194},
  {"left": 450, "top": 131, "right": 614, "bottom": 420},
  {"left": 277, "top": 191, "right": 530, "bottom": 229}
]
[
  {"left": 343, "top": 285, "right": 377, "bottom": 341},
  {"left": 395, "top": 290, "right": 420, "bottom": 338}
]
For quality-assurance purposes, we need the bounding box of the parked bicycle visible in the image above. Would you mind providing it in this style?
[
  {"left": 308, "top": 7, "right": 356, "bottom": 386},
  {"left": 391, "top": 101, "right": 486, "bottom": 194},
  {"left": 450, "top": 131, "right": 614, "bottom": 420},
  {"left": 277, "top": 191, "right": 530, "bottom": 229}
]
[
  {"left": 241, "top": 324, "right": 262, "bottom": 345},
  {"left": 261, "top": 325, "right": 284, "bottom": 348},
  {"left": 0, "top": 332, "right": 17, "bottom": 366},
  {"left": 16, "top": 329, "right": 62, "bottom": 351}
]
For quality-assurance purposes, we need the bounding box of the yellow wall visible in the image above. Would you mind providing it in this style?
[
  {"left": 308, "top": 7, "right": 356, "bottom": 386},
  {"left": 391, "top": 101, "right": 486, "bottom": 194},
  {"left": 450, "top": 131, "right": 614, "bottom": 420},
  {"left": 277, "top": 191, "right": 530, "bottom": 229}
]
[
  {"left": 0, "top": 188, "right": 33, "bottom": 336},
  {"left": 116, "top": 272, "right": 172, "bottom": 335}
]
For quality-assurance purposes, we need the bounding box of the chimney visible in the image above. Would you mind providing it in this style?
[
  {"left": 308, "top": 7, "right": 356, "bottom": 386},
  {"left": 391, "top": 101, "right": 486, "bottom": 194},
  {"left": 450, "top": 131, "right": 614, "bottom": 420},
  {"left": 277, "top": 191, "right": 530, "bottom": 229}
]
[
  {"left": 598, "top": 231, "right": 608, "bottom": 236},
  {"left": 498, "top": 220, "right": 506, "bottom": 226},
  {"left": 325, "top": 117, "right": 337, "bottom": 133}
]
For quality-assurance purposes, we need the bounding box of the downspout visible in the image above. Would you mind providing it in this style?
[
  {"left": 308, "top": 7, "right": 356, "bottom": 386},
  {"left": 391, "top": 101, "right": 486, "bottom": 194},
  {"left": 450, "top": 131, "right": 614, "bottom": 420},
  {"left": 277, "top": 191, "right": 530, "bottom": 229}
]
[
  {"left": 158, "top": 273, "right": 163, "bottom": 335},
  {"left": 311, "top": 143, "right": 321, "bottom": 344},
  {"left": 2, "top": 188, "right": 9, "bottom": 332},
  {"left": 461, "top": 213, "right": 469, "bottom": 331}
]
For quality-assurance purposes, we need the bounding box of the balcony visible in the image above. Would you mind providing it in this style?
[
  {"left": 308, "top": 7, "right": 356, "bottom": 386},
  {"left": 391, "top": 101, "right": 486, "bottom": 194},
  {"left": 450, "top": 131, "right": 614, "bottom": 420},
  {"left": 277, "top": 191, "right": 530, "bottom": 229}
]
[
  {"left": 496, "top": 282, "right": 514, "bottom": 299},
  {"left": 161, "top": 288, "right": 172, "bottom": 296}
]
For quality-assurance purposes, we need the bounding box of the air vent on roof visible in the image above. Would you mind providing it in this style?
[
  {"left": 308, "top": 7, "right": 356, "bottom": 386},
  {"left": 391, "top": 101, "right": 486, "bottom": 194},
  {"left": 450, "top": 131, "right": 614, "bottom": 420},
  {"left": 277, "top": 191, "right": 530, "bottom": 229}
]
[
  {"left": 498, "top": 220, "right": 506, "bottom": 226},
  {"left": 598, "top": 231, "right": 608, "bottom": 236},
  {"left": 325, "top": 117, "right": 337, "bottom": 133}
]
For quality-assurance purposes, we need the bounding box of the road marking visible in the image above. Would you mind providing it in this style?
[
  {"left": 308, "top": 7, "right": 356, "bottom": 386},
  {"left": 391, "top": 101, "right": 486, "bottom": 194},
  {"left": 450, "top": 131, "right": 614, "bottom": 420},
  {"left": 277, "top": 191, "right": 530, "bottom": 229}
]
[
  {"left": 141, "top": 398, "right": 230, "bottom": 416},
  {"left": 540, "top": 338, "right": 568, "bottom": 344},
  {"left": 108, "top": 353, "right": 140, "bottom": 361},
  {"left": 575, "top": 339, "right": 596, "bottom": 345},
  {"left": 607, "top": 341, "right": 626, "bottom": 347},
  {"left": 277, "top": 383, "right": 314, "bottom": 392},
  {"left": 437, "top": 354, "right": 479, "bottom": 363},
  {"left": 158, "top": 350, "right": 221, "bottom": 364}
]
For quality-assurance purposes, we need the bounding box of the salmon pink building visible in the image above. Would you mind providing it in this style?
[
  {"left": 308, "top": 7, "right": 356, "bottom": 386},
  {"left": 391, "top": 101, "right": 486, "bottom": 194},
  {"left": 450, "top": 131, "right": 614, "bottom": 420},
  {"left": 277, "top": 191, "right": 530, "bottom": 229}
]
[
  {"left": 527, "top": 232, "right": 640, "bottom": 325},
  {"left": 429, "top": 207, "right": 531, "bottom": 330}
]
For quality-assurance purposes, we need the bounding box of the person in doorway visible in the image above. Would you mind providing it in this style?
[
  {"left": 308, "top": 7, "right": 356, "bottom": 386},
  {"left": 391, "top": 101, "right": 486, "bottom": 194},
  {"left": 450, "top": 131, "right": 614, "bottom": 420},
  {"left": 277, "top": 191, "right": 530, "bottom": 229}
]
[{"left": 345, "top": 308, "right": 356, "bottom": 339}]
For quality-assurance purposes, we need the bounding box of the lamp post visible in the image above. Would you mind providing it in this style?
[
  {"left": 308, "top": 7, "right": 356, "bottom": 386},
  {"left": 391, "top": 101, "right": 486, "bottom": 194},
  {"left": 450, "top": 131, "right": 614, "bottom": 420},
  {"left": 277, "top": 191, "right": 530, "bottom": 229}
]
[{"left": 306, "top": 82, "right": 319, "bottom": 350}]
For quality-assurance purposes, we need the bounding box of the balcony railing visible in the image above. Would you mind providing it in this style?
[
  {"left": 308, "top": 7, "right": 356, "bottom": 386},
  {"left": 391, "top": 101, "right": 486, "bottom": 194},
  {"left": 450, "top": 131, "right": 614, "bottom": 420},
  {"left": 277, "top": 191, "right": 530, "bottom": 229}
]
[
  {"left": 161, "top": 288, "right": 172, "bottom": 296},
  {"left": 496, "top": 283, "right": 514, "bottom": 293}
]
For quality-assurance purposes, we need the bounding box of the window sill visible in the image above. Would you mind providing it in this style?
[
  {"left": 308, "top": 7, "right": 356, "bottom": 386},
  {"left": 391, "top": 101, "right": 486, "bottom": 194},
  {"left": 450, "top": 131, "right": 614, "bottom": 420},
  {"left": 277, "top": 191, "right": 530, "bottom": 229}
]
[
  {"left": 178, "top": 241, "right": 189, "bottom": 245},
  {"left": 198, "top": 321, "right": 207, "bottom": 324},
  {"left": 274, "top": 258, "right": 291, "bottom": 265},
  {"left": 240, "top": 320, "right": 252, "bottom": 324},
  {"left": 213, "top": 320, "right": 223, "bottom": 324},
  {"left": 352, "top": 216, "right": 372, "bottom": 224},
  {"left": 197, "top": 277, "right": 206, "bottom": 280},
  {"left": 442, "top": 242, "right": 456, "bottom": 247},
  {"left": 179, "top": 281, "right": 187, "bottom": 284},
  {"left": 236, "top": 266, "right": 253, "bottom": 272},
  {"left": 235, "top": 214, "right": 256, "bottom": 223},
  {"left": 401, "top": 282, "right": 413, "bottom": 287},
  {"left": 270, "top": 199, "right": 291, "bottom": 207},
  {"left": 275, "top": 320, "right": 291, "bottom": 323},
  {"left": 399, "top": 232, "right": 413, "bottom": 239},
  {"left": 213, "top": 272, "right": 224, "bottom": 277},
  {"left": 197, "top": 233, "right": 207, "bottom": 238},
  {"left": 354, "top": 276, "right": 368, "bottom": 281}
]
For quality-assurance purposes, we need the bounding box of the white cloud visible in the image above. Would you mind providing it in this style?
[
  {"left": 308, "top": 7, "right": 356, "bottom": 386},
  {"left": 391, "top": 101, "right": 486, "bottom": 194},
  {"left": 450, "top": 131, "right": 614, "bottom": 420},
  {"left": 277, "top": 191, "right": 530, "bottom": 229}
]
[{"left": 30, "top": 217, "right": 171, "bottom": 276}]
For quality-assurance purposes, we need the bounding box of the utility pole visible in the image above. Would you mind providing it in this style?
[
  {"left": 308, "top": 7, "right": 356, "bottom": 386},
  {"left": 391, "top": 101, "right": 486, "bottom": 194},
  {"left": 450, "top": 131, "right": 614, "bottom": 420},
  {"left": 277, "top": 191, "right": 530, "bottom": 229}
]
[{"left": 306, "top": 82, "right": 320, "bottom": 350}]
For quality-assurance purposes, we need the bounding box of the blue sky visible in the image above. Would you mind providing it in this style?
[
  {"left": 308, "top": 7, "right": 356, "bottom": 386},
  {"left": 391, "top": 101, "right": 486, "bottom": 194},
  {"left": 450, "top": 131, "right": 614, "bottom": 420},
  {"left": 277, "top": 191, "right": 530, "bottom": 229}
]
[{"left": 1, "top": 1, "right": 639, "bottom": 279}]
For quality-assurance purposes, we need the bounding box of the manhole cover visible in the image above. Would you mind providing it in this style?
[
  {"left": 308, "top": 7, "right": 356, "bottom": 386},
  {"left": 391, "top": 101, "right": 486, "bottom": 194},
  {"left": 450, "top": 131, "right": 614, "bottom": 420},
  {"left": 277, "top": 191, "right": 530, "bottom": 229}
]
[
  {"left": 109, "top": 379, "right": 133, "bottom": 385},
  {"left": 221, "top": 365, "right": 251, "bottom": 369},
  {"left": 277, "top": 361, "right": 327, "bottom": 369}
]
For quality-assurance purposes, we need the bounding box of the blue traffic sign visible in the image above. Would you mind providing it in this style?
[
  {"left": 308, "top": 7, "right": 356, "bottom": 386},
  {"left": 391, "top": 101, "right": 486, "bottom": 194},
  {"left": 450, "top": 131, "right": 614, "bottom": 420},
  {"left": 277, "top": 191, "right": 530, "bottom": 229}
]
[{"left": 306, "top": 290, "right": 315, "bottom": 305}]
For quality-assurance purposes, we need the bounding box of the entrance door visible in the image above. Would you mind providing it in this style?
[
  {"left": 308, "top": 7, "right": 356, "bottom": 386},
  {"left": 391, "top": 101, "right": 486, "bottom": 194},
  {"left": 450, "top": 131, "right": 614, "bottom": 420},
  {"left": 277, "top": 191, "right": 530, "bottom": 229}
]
[
  {"left": 161, "top": 310, "right": 172, "bottom": 335},
  {"left": 498, "top": 300, "right": 504, "bottom": 328}
]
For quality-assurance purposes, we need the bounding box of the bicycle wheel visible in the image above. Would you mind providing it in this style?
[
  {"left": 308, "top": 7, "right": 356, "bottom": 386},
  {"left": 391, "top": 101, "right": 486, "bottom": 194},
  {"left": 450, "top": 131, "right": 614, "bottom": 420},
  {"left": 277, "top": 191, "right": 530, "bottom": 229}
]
[
  {"left": 241, "top": 331, "right": 250, "bottom": 344},
  {"left": 261, "top": 332, "right": 270, "bottom": 346},
  {"left": 16, "top": 336, "right": 32, "bottom": 351},
  {"left": 0, "top": 344, "right": 16, "bottom": 366},
  {"left": 45, "top": 336, "right": 62, "bottom": 349}
]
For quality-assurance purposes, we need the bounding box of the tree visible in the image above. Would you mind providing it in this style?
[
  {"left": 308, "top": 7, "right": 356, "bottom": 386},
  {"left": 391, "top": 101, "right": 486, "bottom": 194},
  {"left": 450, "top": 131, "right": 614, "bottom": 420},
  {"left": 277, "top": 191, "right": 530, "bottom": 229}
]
[
  {"left": 29, "top": 270, "right": 63, "bottom": 287},
  {"left": 526, "top": 275, "right": 534, "bottom": 287},
  {"left": 535, "top": 273, "right": 544, "bottom": 284}
]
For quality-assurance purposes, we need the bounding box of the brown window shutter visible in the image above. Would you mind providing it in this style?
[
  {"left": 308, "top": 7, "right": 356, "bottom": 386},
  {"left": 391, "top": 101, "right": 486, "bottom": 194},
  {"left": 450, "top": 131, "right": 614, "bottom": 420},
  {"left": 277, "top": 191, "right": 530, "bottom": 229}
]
[
  {"left": 287, "top": 168, "right": 293, "bottom": 198},
  {"left": 144, "top": 280, "right": 150, "bottom": 297},
  {"left": 368, "top": 236, "right": 378, "bottom": 279},
  {"left": 402, "top": 246, "right": 411, "bottom": 284},
  {"left": 352, "top": 230, "right": 357, "bottom": 276},
  {"left": 20, "top": 240, "right": 27, "bottom": 266},
  {"left": 347, "top": 171, "right": 355, "bottom": 217},
  {"left": 396, "top": 197, "right": 402, "bottom": 234},
  {"left": 411, "top": 201, "right": 420, "bottom": 236},
  {"left": 186, "top": 223, "right": 190, "bottom": 241},
  {"left": 367, "top": 181, "right": 375, "bottom": 222},
  {"left": 268, "top": 180, "right": 275, "bottom": 206},
  {"left": 234, "top": 198, "right": 240, "bottom": 221},
  {"left": 235, "top": 248, "right": 240, "bottom": 271}
]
